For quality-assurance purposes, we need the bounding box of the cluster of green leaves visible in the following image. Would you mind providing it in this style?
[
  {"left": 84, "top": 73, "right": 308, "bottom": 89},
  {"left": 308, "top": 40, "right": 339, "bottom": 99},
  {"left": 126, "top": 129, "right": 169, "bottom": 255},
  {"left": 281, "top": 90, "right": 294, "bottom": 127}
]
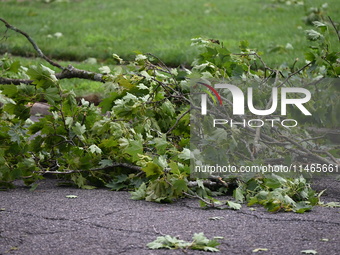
[
  {"left": 241, "top": 174, "right": 320, "bottom": 213},
  {"left": 194, "top": 174, "right": 319, "bottom": 213},
  {"left": 303, "top": 2, "right": 329, "bottom": 25},
  {"left": 0, "top": 54, "right": 191, "bottom": 193},
  {"left": 305, "top": 21, "right": 339, "bottom": 77},
  {"left": 147, "top": 232, "right": 222, "bottom": 252},
  {"left": 191, "top": 21, "right": 339, "bottom": 169},
  {"left": 294, "top": 21, "right": 340, "bottom": 127}
]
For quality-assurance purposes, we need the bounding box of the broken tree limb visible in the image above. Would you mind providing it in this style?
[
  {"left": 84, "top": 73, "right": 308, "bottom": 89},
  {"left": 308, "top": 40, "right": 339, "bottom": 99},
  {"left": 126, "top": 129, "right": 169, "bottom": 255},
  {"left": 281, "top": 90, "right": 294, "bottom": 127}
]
[
  {"left": 0, "top": 18, "right": 108, "bottom": 84},
  {"left": 0, "top": 65, "right": 108, "bottom": 85},
  {"left": 0, "top": 77, "right": 33, "bottom": 85},
  {"left": 35, "top": 162, "right": 143, "bottom": 175},
  {"left": 56, "top": 65, "right": 105, "bottom": 82},
  {"left": 0, "top": 17, "right": 63, "bottom": 69}
]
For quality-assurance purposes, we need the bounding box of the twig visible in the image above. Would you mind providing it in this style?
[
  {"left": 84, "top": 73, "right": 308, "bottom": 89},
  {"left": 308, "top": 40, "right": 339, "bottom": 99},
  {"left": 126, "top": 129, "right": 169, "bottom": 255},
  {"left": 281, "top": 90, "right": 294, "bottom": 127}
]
[
  {"left": 235, "top": 151, "right": 252, "bottom": 161},
  {"left": 277, "top": 62, "right": 312, "bottom": 88},
  {"left": 240, "top": 139, "right": 255, "bottom": 160},
  {"left": 146, "top": 53, "right": 173, "bottom": 76},
  {"left": 152, "top": 225, "right": 166, "bottom": 236},
  {"left": 252, "top": 70, "right": 280, "bottom": 154},
  {"left": 0, "top": 17, "right": 63, "bottom": 69},
  {"left": 166, "top": 108, "right": 190, "bottom": 134},
  {"left": 299, "top": 135, "right": 326, "bottom": 142},
  {"left": 209, "top": 175, "right": 229, "bottom": 188},
  {"left": 328, "top": 16, "right": 340, "bottom": 42},
  {"left": 311, "top": 149, "right": 339, "bottom": 164},
  {"left": 232, "top": 52, "right": 278, "bottom": 74},
  {"left": 182, "top": 191, "right": 219, "bottom": 208},
  {"left": 281, "top": 135, "right": 336, "bottom": 165}
]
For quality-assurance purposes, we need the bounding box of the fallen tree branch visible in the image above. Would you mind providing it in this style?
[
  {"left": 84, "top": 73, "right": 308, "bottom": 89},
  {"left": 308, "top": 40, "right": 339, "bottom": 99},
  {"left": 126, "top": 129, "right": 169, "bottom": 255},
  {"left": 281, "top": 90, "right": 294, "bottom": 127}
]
[
  {"left": 0, "top": 17, "right": 63, "bottom": 69},
  {"left": 56, "top": 65, "right": 105, "bottom": 82},
  {"left": 0, "top": 77, "right": 33, "bottom": 85},
  {"left": 280, "top": 135, "right": 338, "bottom": 165},
  {"left": 35, "top": 162, "right": 142, "bottom": 175},
  {"left": 166, "top": 107, "right": 190, "bottom": 134},
  {"left": 0, "top": 66, "right": 107, "bottom": 84},
  {"left": 0, "top": 18, "right": 108, "bottom": 84}
]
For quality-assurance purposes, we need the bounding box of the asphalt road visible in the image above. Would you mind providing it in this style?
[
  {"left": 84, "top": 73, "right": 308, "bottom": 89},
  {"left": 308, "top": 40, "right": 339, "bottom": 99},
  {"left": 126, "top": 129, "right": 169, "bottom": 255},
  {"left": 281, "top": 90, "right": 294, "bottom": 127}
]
[{"left": 0, "top": 177, "right": 339, "bottom": 255}]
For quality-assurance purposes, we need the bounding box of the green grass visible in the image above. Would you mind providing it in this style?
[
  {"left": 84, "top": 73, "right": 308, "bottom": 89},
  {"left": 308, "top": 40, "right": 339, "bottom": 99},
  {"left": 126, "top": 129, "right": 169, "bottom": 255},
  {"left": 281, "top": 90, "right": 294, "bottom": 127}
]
[{"left": 0, "top": 0, "right": 339, "bottom": 67}]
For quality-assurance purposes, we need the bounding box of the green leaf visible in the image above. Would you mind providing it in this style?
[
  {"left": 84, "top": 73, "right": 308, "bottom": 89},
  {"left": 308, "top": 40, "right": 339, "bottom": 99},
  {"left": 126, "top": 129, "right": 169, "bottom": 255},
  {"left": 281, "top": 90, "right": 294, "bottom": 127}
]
[
  {"left": 147, "top": 235, "right": 190, "bottom": 250},
  {"left": 1, "top": 84, "right": 18, "bottom": 97},
  {"left": 89, "top": 144, "right": 102, "bottom": 154},
  {"left": 239, "top": 40, "right": 249, "bottom": 51},
  {"left": 146, "top": 238, "right": 166, "bottom": 250},
  {"left": 199, "top": 200, "right": 207, "bottom": 208},
  {"left": 161, "top": 100, "right": 175, "bottom": 117},
  {"left": 147, "top": 233, "right": 220, "bottom": 251},
  {"left": 98, "top": 65, "right": 111, "bottom": 74},
  {"left": 130, "top": 182, "right": 147, "bottom": 200},
  {"left": 305, "top": 29, "right": 323, "bottom": 41},
  {"left": 172, "top": 179, "right": 188, "bottom": 193},
  {"left": 9, "top": 61, "right": 21, "bottom": 73},
  {"left": 191, "top": 232, "right": 221, "bottom": 252},
  {"left": 312, "top": 21, "right": 327, "bottom": 32},
  {"left": 29, "top": 183, "right": 39, "bottom": 191},
  {"left": 72, "top": 122, "right": 86, "bottom": 136},
  {"left": 124, "top": 139, "right": 143, "bottom": 162},
  {"left": 142, "top": 162, "right": 163, "bottom": 178},
  {"left": 227, "top": 201, "right": 242, "bottom": 210},
  {"left": 99, "top": 159, "right": 113, "bottom": 168},
  {"left": 145, "top": 179, "right": 171, "bottom": 202},
  {"left": 106, "top": 174, "right": 129, "bottom": 191},
  {"left": 192, "top": 232, "right": 209, "bottom": 244},
  {"left": 27, "top": 64, "right": 57, "bottom": 88},
  {"left": 45, "top": 87, "right": 61, "bottom": 104},
  {"left": 116, "top": 174, "right": 128, "bottom": 183},
  {"left": 196, "top": 179, "right": 205, "bottom": 189},
  {"left": 71, "top": 174, "right": 96, "bottom": 189},
  {"left": 264, "top": 178, "right": 281, "bottom": 189},
  {"left": 178, "top": 148, "right": 190, "bottom": 160},
  {"left": 294, "top": 202, "right": 312, "bottom": 213},
  {"left": 233, "top": 187, "right": 245, "bottom": 202},
  {"left": 154, "top": 137, "right": 168, "bottom": 155},
  {"left": 169, "top": 161, "right": 180, "bottom": 175}
]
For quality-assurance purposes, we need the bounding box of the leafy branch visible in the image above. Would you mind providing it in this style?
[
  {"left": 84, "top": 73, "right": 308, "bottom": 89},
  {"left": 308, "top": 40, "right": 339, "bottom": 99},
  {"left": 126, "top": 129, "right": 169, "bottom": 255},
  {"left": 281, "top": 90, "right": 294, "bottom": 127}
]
[
  {"left": 147, "top": 232, "right": 222, "bottom": 252},
  {"left": 0, "top": 19, "right": 339, "bottom": 214}
]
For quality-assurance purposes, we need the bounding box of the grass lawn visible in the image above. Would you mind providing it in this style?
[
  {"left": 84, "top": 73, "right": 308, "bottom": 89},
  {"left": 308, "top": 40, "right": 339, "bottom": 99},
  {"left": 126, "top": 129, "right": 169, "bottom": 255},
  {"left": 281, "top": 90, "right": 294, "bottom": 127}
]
[{"left": 0, "top": 0, "right": 339, "bottom": 68}]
